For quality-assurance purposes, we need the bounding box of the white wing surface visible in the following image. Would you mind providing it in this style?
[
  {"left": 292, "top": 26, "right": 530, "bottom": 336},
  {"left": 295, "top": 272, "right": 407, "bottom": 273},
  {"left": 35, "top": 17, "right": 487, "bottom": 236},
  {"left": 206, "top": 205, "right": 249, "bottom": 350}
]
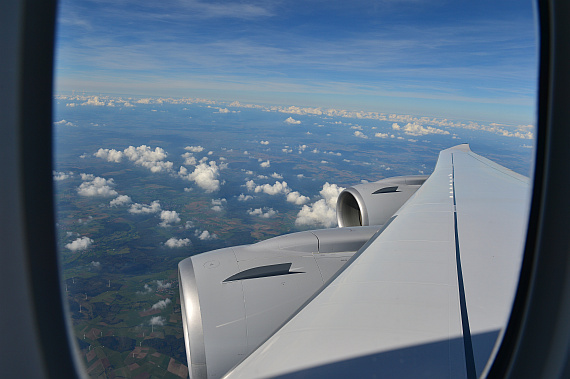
[{"left": 223, "top": 144, "right": 529, "bottom": 378}]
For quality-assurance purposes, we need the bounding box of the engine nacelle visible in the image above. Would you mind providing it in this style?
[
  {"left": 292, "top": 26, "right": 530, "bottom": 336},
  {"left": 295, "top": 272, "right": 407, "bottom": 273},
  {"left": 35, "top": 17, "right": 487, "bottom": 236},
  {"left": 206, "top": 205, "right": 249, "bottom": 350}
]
[
  {"left": 179, "top": 226, "right": 380, "bottom": 379},
  {"left": 336, "top": 175, "right": 428, "bottom": 227}
]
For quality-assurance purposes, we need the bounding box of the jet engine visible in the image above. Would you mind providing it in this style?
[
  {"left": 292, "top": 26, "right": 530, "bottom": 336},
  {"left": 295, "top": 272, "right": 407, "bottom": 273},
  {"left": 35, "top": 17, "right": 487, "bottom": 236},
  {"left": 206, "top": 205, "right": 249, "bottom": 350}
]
[
  {"left": 336, "top": 175, "right": 428, "bottom": 227},
  {"left": 179, "top": 226, "right": 380, "bottom": 379}
]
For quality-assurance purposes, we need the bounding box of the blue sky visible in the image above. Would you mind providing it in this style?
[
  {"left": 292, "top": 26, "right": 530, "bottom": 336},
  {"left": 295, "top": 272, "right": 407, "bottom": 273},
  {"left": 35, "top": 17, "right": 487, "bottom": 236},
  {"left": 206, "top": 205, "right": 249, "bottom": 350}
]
[{"left": 55, "top": 0, "right": 537, "bottom": 124}]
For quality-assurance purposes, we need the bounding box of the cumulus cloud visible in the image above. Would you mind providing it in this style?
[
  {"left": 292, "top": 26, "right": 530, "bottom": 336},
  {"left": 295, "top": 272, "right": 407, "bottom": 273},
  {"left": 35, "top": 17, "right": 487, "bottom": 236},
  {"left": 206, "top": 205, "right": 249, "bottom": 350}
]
[
  {"left": 77, "top": 174, "right": 118, "bottom": 197},
  {"left": 253, "top": 181, "right": 290, "bottom": 195},
  {"left": 123, "top": 145, "right": 173, "bottom": 173},
  {"left": 151, "top": 299, "right": 172, "bottom": 310},
  {"left": 211, "top": 198, "right": 227, "bottom": 212},
  {"left": 90, "top": 261, "right": 101, "bottom": 268},
  {"left": 81, "top": 96, "right": 105, "bottom": 106},
  {"left": 392, "top": 122, "right": 449, "bottom": 136},
  {"left": 237, "top": 193, "right": 253, "bottom": 201},
  {"left": 271, "top": 172, "right": 283, "bottom": 179},
  {"left": 286, "top": 191, "right": 310, "bottom": 205},
  {"left": 284, "top": 117, "right": 301, "bottom": 125},
  {"left": 195, "top": 230, "right": 217, "bottom": 240},
  {"left": 260, "top": 140, "right": 269, "bottom": 145},
  {"left": 66, "top": 236, "right": 94, "bottom": 252},
  {"left": 159, "top": 210, "right": 181, "bottom": 227},
  {"left": 156, "top": 280, "right": 172, "bottom": 290},
  {"left": 54, "top": 119, "right": 74, "bottom": 127},
  {"left": 128, "top": 200, "right": 162, "bottom": 214},
  {"left": 185, "top": 146, "right": 204, "bottom": 153},
  {"left": 179, "top": 161, "right": 221, "bottom": 192},
  {"left": 149, "top": 316, "right": 165, "bottom": 326},
  {"left": 259, "top": 160, "right": 270, "bottom": 168},
  {"left": 295, "top": 183, "right": 345, "bottom": 228},
  {"left": 247, "top": 207, "right": 278, "bottom": 218},
  {"left": 94, "top": 148, "right": 123, "bottom": 163},
  {"left": 110, "top": 195, "right": 132, "bottom": 207},
  {"left": 354, "top": 131, "right": 368, "bottom": 139},
  {"left": 375, "top": 132, "right": 389, "bottom": 138},
  {"left": 165, "top": 237, "right": 191, "bottom": 248},
  {"left": 245, "top": 180, "right": 257, "bottom": 191},
  {"left": 53, "top": 171, "right": 72, "bottom": 181},
  {"left": 181, "top": 152, "right": 197, "bottom": 166},
  {"left": 137, "top": 284, "right": 153, "bottom": 294}
]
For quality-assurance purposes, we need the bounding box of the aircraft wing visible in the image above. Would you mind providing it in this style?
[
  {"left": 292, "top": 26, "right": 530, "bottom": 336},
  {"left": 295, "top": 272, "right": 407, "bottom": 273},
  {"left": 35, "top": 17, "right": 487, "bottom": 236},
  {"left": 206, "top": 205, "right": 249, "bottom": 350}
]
[{"left": 179, "top": 144, "right": 530, "bottom": 378}]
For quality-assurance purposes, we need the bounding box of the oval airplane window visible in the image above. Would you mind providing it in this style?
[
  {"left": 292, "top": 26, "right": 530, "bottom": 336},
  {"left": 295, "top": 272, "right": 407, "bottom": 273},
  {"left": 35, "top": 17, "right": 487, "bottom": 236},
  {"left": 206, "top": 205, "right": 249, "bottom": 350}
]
[{"left": 53, "top": 0, "right": 538, "bottom": 377}]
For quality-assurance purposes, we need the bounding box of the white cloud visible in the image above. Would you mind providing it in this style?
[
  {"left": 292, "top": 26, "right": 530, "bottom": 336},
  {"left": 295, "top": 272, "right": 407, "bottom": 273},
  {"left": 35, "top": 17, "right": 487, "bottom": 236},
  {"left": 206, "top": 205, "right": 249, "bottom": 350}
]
[
  {"left": 54, "top": 119, "right": 74, "bottom": 127},
  {"left": 195, "top": 230, "right": 217, "bottom": 240},
  {"left": 90, "top": 261, "right": 101, "bottom": 268},
  {"left": 253, "top": 181, "right": 290, "bottom": 195},
  {"left": 149, "top": 316, "right": 165, "bottom": 326},
  {"left": 237, "top": 193, "right": 253, "bottom": 201},
  {"left": 94, "top": 148, "right": 123, "bottom": 163},
  {"left": 260, "top": 160, "right": 270, "bottom": 168},
  {"left": 260, "top": 140, "right": 269, "bottom": 145},
  {"left": 295, "top": 182, "right": 345, "bottom": 228},
  {"left": 151, "top": 299, "right": 172, "bottom": 310},
  {"left": 354, "top": 131, "right": 368, "bottom": 139},
  {"left": 284, "top": 117, "right": 301, "bottom": 125},
  {"left": 156, "top": 280, "right": 172, "bottom": 290},
  {"left": 138, "top": 284, "right": 153, "bottom": 294},
  {"left": 129, "top": 200, "right": 162, "bottom": 214},
  {"left": 392, "top": 122, "right": 449, "bottom": 136},
  {"left": 181, "top": 152, "right": 197, "bottom": 166},
  {"left": 66, "top": 236, "right": 94, "bottom": 252},
  {"left": 211, "top": 198, "right": 227, "bottom": 212},
  {"left": 297, "top": 174, "right": 305, "bottom": 178},
  {"left": 286, "top": 191, "right": 310, "bottom": 205},
  {"left": 245, "top": 180, "right": 257, "bottom": 191},
  {"left": 123, "top": 145, "right": 173, "bottom": 173},
  {"left": 179, "top": 161, "right": 222, "bottom": 192},
  {"left": 77, "top": 174, "right": 118, "bottom": 197},
  {"left": 165, "top": 237, "right": 191, "bottom": 248},
  {"left": 271, "top": 172, "right": 283, "bottom": 179},
  {"left": 159, "top": 210, "right": 181, "bottom": 227},
  {"left": 247, "top": 207, "right": 278, "bottom": 218},
  {"left": 375, "top": 132, "right": 389, "bottom": 138},
  {"left": 53, "top": 171, "right": 72, "bottom": 181},
  {"left": 184, "top": 187, "right": 193, "bottom": 192},
  {"left": 81, "top": 96, "right": 105, "bottom": 106},
  {"left": 185, "top": 145, "right": 204, "bottom": 153},
  {"left": 110, "top": 195, "right": 132, "bottom": 207}
]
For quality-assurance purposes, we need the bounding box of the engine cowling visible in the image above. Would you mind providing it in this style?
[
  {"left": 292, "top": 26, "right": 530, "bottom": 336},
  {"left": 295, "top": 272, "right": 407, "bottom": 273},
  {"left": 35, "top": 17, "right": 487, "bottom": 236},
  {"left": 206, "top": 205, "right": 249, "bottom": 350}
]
[
  {"left": 336, "top": 175, "right": 428, "bottom": 227},
  {"left": 179, "top": 226, "right": 380, "bottom": 379}
]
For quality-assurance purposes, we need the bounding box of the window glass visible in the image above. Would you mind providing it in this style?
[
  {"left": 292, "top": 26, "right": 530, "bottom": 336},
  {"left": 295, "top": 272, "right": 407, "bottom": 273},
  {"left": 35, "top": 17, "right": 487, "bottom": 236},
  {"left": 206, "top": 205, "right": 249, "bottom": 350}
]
[{"left": 53, "top": 0, "right": 537, "bottom": 376}]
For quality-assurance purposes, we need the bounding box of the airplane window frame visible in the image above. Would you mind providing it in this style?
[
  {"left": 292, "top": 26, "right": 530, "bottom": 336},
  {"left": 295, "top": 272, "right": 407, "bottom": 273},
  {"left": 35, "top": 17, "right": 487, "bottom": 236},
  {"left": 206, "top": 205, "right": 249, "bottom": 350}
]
[{"left": 2, "top": 0, "right": 569, "bottom": 377}]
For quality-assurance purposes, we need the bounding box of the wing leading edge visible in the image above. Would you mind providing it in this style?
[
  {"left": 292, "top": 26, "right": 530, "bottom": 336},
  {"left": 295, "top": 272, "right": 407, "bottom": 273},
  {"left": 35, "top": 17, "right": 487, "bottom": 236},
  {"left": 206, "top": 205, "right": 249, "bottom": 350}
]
[{"left": 223, "top": 144, "right": 529, "bottom": 378}]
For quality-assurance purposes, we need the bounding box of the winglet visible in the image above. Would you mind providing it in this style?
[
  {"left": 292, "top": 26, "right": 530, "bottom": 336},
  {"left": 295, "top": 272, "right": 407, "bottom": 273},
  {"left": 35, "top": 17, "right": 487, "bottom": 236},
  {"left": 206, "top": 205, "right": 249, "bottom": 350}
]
[{"left": 447, "top": 143, "right": 471, "bottom": 152}]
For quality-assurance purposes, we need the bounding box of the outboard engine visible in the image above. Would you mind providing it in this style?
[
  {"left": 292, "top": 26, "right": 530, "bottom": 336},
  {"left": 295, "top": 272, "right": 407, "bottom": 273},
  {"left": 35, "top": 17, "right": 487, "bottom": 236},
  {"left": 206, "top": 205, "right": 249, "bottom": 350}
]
[{"left": 336, "top": 175, "right": 428, "bottom": 227}]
